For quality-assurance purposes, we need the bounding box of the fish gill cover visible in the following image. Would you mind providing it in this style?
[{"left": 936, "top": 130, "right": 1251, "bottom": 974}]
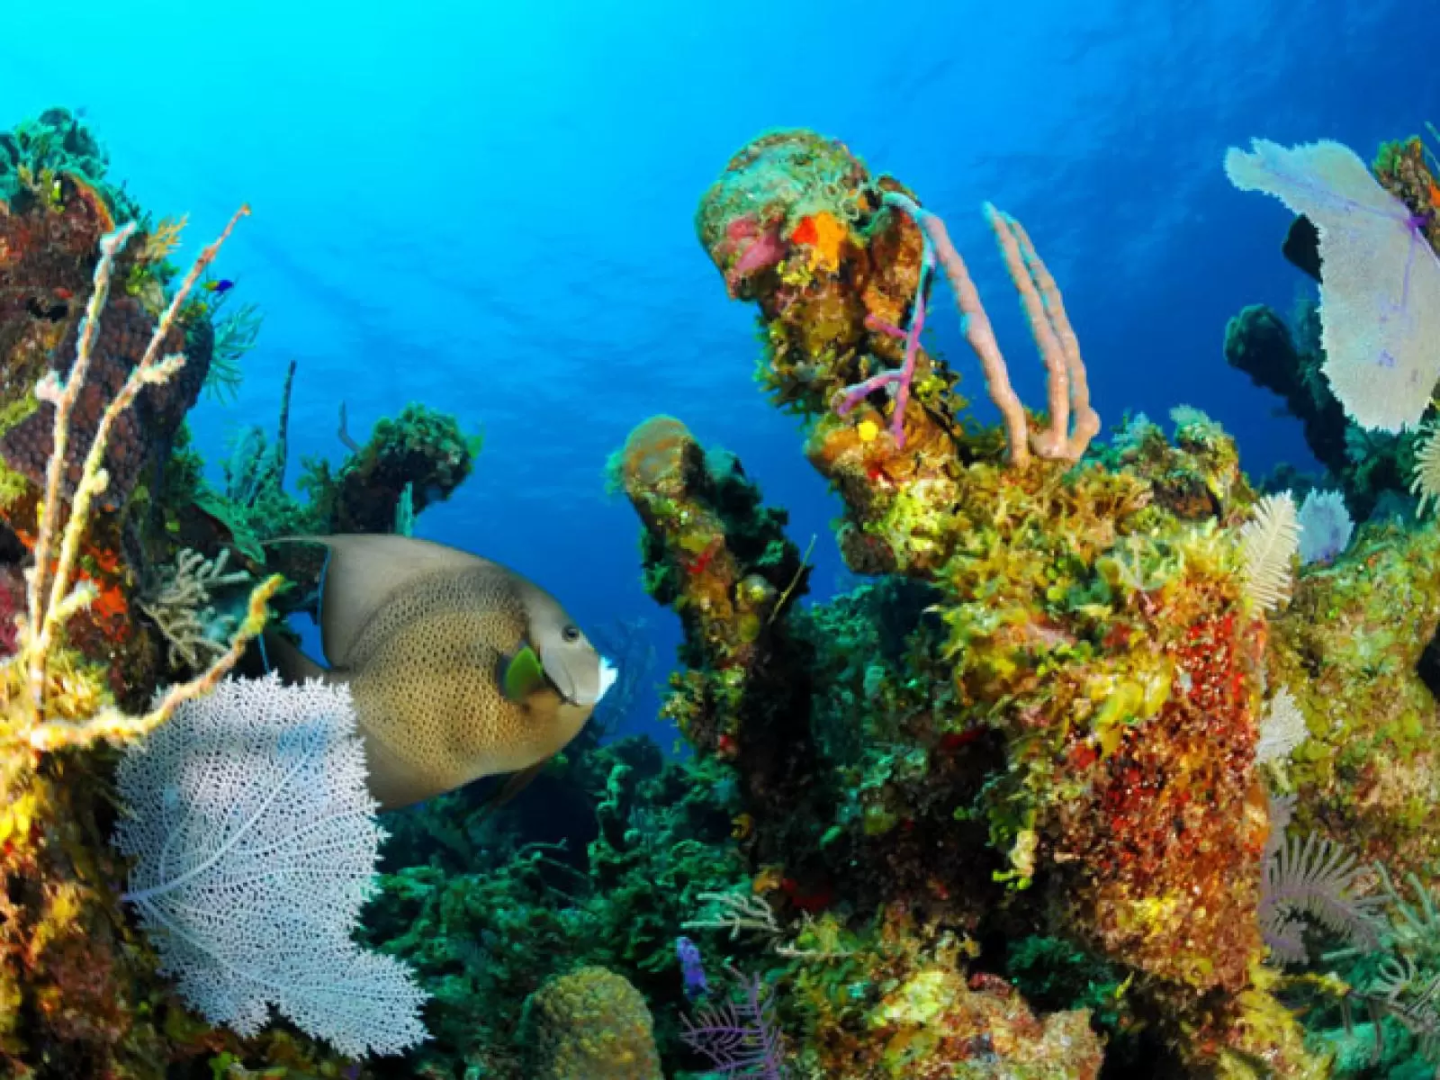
[{"left": 0, "top": 3, "right": 1439, "bottom": 1078}]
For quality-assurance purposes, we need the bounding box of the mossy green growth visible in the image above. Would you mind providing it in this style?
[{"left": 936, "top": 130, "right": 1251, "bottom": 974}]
[
  {"left": 0, "top": 107, "right": 141, "bottom": 219},
  {"left": 1268, "top": 519, "right": 1440, "bottom": 878},
  {"left": 1006, "top": 935, "right": 1129, "bottom": 1035},
  {"left": 0, "top": 363, "right": 40, "bottom": 510},
  {"left": 0, "top": 388, "right": 38, "bottom": 440},
  {"left": 0, "top": 459, "right": 31, "bottom": 513}
]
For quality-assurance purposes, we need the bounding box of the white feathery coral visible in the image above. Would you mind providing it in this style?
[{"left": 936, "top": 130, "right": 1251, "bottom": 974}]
[
  {"left": 1240, "top": 492, "right": 1302, "bottom": 612},
  {"left": 1257, "top": 687, "right": 1309, "bottom": 765},
  {"left": 1411, "top": 419, "right": 1440, "bottom": 517}
]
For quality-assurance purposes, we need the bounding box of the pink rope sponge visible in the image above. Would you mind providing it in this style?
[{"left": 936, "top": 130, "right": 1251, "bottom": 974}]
[{"left": 837, "top": 192, "right": 1100, "bottom": 465}]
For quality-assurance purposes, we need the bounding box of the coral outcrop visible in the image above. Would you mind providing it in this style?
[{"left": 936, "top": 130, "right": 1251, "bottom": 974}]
[{"left": 638, "top": 127, "right": 1380, "bottom": 1076}]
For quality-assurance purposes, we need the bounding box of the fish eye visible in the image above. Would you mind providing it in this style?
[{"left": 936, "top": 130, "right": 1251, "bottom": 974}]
[{"left": 562, "top": 625, "right": 581, "bottom": 643}]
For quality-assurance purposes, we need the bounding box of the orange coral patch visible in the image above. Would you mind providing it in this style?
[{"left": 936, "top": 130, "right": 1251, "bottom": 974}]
[{"left": 790, "top": 211, "right": 847, "bottom": 273}]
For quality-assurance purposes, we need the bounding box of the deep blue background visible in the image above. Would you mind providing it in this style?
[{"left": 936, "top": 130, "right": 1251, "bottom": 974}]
[{"left": 4, "top": 0, "right": 1438, "bottom": 737}]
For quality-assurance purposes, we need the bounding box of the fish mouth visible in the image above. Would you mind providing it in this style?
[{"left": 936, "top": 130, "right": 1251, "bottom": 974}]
[
  {"left": 565, "top": 658, "right": 618, "bottom": 708},
  {"left": 541, "top": 654, "right": 618, "bottom": 708}
]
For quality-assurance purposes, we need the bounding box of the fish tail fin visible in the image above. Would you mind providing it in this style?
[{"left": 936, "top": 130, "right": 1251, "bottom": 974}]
[{"left": 261, "top": 628, "right": 333, "bottom": 684}]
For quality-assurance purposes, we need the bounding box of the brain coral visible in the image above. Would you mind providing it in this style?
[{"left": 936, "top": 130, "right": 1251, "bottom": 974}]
[{"left": 524, "top": 966, "right": 662, "bottom": 1080}]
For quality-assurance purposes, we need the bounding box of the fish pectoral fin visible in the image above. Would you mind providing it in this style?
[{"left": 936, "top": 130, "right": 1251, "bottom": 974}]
[
  {"left": 501, "top": 645, "right": 548, "bottom": 702},
  {"left": 477, "top": 758, "right": 552, "bottom": 822}
]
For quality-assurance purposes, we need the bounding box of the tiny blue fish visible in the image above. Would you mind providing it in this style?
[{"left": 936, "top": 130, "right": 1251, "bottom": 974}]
[{"left": 204, "top": 279, "right": 234, "bottom": 294}]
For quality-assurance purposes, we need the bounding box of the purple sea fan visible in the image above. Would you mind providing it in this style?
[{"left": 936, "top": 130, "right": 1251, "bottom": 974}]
[{"left": 679, "top": 967, "right": 787, "bottom": 1079}]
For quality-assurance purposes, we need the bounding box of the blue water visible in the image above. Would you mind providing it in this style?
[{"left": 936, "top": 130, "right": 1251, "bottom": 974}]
[{"left": 5, "top": 0, "right": 1437, "bottom": 736}]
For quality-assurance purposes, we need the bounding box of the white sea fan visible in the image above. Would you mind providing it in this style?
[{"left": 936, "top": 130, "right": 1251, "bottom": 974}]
[
  {"left": 114, "top": 674, "right": 429, "bottom": 1058},
  {"left": 1296, "top": 489, "right": 1354, "bottom": 564},
  {"left": 1257, "top": 687, "right": 1309, "bottom": 764},
  {"left": 1225, "top": 138, "right": 1440, "bottom": 433},
  {"left": 1240, "top": 492, "right": 1301, "bottom": 611}
]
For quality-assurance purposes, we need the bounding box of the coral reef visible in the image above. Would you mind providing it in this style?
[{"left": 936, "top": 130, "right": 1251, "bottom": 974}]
[
  {"left": 6, "top": 103, "right": 1440, "bottom": 1080},
  {"left": 314, "top": 402, "right": 479, "bottom": 535},
  {"left": 0, "top": 110, "right": 371, "bottom": 1080},
  {"left": 696, "top": 130, "right": 1099, "bottom": 578},
  {"left": 0, "top": 199, "right": 311, "bottom": 1077},
  {"left": 361, "top": 733, "right": 742, "bottom": 1078},
  {"left": 611, "top": 416, "right": 812, "bottom": 796}
]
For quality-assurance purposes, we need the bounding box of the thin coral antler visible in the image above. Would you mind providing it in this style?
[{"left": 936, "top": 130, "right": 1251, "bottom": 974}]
[
  {"left": 24, "top": 222, "right": 137, "bottom": 706},
  {"left": 7, "top": 205, "right": 276, "bottom": 757},
  {"left": 26, "top": 207, "right": 250, "bottom": 714}
]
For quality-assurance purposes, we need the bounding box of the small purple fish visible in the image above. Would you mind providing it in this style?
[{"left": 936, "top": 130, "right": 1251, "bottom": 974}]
[{"left": 676, "top": 935, "right": 708, "bottom": 1001}]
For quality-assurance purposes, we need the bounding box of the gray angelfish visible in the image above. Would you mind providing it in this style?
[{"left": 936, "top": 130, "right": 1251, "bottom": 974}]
[{"left": 265, "top": 534, "right": 616, "bottom": 809}]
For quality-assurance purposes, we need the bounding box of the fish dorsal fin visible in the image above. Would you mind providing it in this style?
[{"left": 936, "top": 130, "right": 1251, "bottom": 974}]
[
  {"left": 298, "top": 534, "right": 489, "bottom": 668},
  {"left": 502, "top": 645, "right": 547, "bottom": 702}
]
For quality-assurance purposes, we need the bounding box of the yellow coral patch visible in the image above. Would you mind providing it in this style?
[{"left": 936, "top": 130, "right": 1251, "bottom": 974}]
[
  {"left": 871, "top": 968, "right": 958, "bottom": 1027},
  {"left": 0, "top": 793, "right": 34, "bottom": 846}
]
